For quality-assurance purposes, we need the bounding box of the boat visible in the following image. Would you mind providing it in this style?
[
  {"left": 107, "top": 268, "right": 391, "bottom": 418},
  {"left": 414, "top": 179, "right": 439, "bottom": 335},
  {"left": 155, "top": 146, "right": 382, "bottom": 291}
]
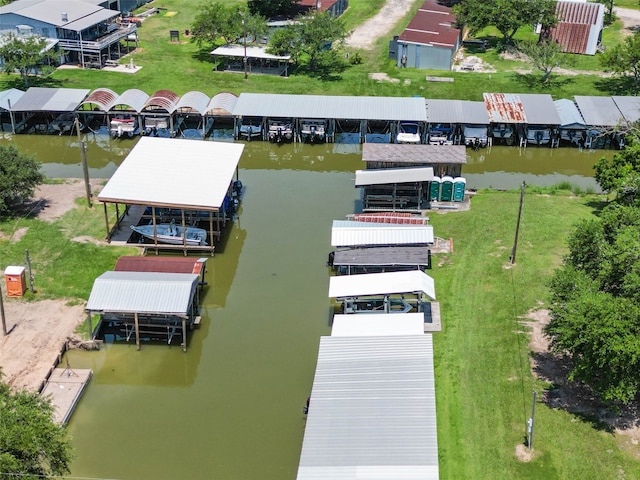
[
  {"left": 396, "top": 122, "right": 421, "bottom": 143},
  {"left": 300, "top": 119, "right": 326, "bottom": 143},
  {"left": 109, "top": 116, "right": 137, "bottom": 138},
  {"left": 428, "top": 134, "right": 453, "bottom": 145},
  {"left": 143, "top": 117, "right": 170, "bottom": 136},
  {"left": 525, "top": 126, "right": 551, "bottom": 145},
  {"left": 268, "top": 120, "right": 293, "bottom": 143},
  {"left": 340, "top": 297, "right": 414, "bottom": 314},
  {"left": 492, "top": 123, "right": 514, "bottom": 139},
  {"left": 239, "top": 121, "right": 262, "bottom": 140},
  {"left": 130, "top": 222, "right": 207, "bottom": 246},
  {"left": 51, "top": 113, "right": 82, "bottom": 135},
  {"left": 463, "top": 124, "right": 488, "bottom": 149}
]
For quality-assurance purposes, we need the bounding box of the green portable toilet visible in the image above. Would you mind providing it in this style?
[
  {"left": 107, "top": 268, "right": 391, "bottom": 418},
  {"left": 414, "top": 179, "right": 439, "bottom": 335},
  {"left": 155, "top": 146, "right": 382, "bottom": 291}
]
[
  {"left": 429, "top": 176, "right": 441, "bottom": 201},
  {"left": 440, "top": 176, "right": 454, "bottom": 201},
  {"left": 453, "top": 177, "right": 466, "bottom": 202}
]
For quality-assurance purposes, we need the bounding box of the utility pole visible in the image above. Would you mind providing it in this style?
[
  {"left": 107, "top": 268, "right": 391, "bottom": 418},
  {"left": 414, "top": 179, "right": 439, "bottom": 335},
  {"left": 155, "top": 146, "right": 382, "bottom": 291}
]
[
  {"left": 510, "top": 181, "right": 526, "bottom": 264},
  {"left": 527, "top": 390, "right": 537, "bottom": 450},
  {"left": 242, "top": 17, "right": 248, "bottom": 80},
  {"left": 75, "top": 118, "right": 92, "bottom": 207},
  {"left": 0, "top": 286, "right": 6, "bottom": 336}
]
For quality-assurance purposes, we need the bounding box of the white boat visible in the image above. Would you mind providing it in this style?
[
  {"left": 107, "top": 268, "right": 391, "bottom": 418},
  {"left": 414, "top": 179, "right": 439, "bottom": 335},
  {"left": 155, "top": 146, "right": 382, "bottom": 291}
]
[
  {"left": 51, "top": 113, "right": 82, "bottom": 135},
  {"left": 463, "top": 125, "right": 488, "bottom": 149},
  {"left": 110, "top": 116, "right": 137, "bottom": 138},
  {"left": 300, "top": 120, "right": 326, "bottom": 143},
  {"left": 268, "top": 120, "right": 293, "bottom": 143},
  {"left": 397, "top": 122, "right": 421, "bottom": 143},
  {"left": 239, "top": 121, "right": 262, "bottom": 140},
  {"left": 526, "top": 126, "right": 551, "bottom": 145},
  {"left": 130, "top": 222, "right": 207, "bottom": 246}
]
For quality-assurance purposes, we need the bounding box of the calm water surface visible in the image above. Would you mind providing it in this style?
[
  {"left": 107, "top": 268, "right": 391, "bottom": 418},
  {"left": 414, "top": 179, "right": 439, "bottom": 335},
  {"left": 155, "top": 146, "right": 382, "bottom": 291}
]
[{"left": 0, "top": 133, "right": 615, "bottom": 479}]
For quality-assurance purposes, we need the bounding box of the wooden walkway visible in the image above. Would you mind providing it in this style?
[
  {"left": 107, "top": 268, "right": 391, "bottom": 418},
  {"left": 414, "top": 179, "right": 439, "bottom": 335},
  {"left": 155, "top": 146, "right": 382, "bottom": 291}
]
[
  {"left": 40, "top": 368, "right": 93, "bottom": 424},
  {"left": 109, "top": 204, "right": 146, "bottom": 245}
]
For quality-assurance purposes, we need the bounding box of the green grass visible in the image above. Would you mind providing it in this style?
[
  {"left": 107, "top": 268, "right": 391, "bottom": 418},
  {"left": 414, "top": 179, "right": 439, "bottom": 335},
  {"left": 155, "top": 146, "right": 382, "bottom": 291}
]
[{"left": 429, "top": 189, "right": 640, "bottom": 479}]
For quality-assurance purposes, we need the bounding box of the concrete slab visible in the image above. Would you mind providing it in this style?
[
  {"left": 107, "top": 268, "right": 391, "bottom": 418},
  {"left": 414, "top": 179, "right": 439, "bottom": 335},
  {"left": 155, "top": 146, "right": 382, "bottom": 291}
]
[{"left": 41, "top": 368, "right": 93, "bottom": 424}]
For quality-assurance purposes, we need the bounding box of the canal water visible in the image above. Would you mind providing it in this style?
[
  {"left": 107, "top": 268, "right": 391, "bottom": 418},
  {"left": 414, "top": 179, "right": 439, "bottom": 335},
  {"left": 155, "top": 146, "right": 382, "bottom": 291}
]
[{"left": 0, "top": 133, "right": 614, "bottom": 479}]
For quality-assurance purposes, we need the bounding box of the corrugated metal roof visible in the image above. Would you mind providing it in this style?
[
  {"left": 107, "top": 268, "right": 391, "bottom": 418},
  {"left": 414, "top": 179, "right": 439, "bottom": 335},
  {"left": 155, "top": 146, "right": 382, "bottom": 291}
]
[
  {"left": 63, "top": 8, "right": 119, "bottom": 32},
  {"left": 233, "top": 93, "right": 428, "bottom": 121},
  {"left": 398, "top": 0, "right": 459, "bottom": 48},
  {"left": 79, "top": 88, "right": 118, "bottom": 112},
  {"left": 332, "top": 221, "right": 435, "bottom": 247},
  {"left": 114, "top": 256, "right": 207, "bottom": 275},
  {"left": 205, "top": 92, "right": 238, "bottom": 116},
  {"left": 574, "top": 95, "right": 625, "bottom": 127},
  {"left": 3, "top": 0, "right": 104, "bottom": 27},
  {"left": 297, "top": 335, "right": 438, "bottom": 480},
  {"left": 554, "top": 99, "right": 586, "bottom": 128},
  {"left": 112, "top": 89, "right": 149, "bottom": 112},
  {"left": 426, "top": 99, "right": 464, "bottom": 123},
  {"left": 143, "top": 89, "right": 180, "bottom": 113},
  {"left": 551, "top": 1, "right": 604, "bottom": 55},
  {"left": 174, "top": 91, "right": 210, "bottom": 115},
  {"left": 519, "top": 94, "right": 561, "bottom": 125},
  {"left": 362, "top": 143, "right": 467, "bottom": 164},
  {"left": 612, "top": 96, "right": 640, "bottom": 123},
  {"left": 483, "top": 93, "right": 526, "bottom": 124},
  {"left": 85, "top": 271, "right": 199, "bottom": 315},
  {"left": 10, "top": 87, "right": 89, "bottom": 112},
  {"left": 331, "top": 313, "right": 425, "bottom": 336},
  {"left": 210, "top": 44, "right": 291, "bottom": 60},
  {"left": 328, "top": 270, "right": 436, "bottom": 300},
  {"left": 460, "top": 100, "right": 489, "bottom": 124},
  {"left": 332, "top": 245, "right": 431, "bottom": 267},
  {"left": 0, "top": 88, "right": 24, "bottom": 111},
  {"left": 98, "top": 137, "right": 243, "bottom": 210},
  {"left": 355, "top": 167, "right": 434, "bottom": 186}
]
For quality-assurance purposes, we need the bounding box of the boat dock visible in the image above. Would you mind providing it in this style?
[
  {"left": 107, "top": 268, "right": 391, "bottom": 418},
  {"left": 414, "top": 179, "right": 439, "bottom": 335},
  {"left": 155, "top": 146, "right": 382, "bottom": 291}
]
[{"left": 40, "top": 367, "right": 93, "bottom": 424}]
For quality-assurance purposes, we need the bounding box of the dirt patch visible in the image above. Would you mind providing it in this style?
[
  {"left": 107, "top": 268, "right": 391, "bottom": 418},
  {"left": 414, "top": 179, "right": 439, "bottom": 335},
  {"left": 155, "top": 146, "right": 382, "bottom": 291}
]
[
  {"left": 28, "top": 179, "right": 91, "bottom": 223},
  {"left": 614, "top": 7, "right": 640, "bottom": 35},
  {"left": 515, "top": 443, "right": 535, "bottom": 462},
  {"left": 346, "top": 0, "right": 417, "bottom": 50},
  {"left": 369, "top": 72, "right": 401, "bottom": 83}
]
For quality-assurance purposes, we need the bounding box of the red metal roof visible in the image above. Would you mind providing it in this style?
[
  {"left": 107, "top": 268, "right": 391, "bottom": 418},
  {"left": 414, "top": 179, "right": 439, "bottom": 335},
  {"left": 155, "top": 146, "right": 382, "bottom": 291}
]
[
  {"left": 483, "top": 93, "right": 526, "bottom": 123},
  {"left": 550, "top": 1, "right": 602, "bottom": 54},
  {"left": 398, "top": 0, "right": 460, "bottom": 48},
  {"left": 80, "top": 88, "right": 118, "bottom": 112},
  {"left": 550, "top": 23, "right": 590, "bottom": 54},
  {"left": 114, "top": 256, "right": 206, "bottom": 275},
  {"left": 556, "top": 0, "right": 600, "bottom": 24},
  {"left": 297, "top": 0, "right": 340, "bottom": 12},
  {"left": 143, "top": 89, "right": 180, "bottom": 113}
]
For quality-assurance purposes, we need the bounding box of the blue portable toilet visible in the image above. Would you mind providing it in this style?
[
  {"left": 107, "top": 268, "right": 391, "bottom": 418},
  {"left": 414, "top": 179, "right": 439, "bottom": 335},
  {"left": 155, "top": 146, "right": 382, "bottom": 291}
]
[
  {"left": 453, "top": 177, "right": 466, "bottom": 202},
  {"left": 429, "top": 176, "right": 441, "bottom": 201},
  {"left": 440, "top": 176, "right": 454, "bottom": 202}
]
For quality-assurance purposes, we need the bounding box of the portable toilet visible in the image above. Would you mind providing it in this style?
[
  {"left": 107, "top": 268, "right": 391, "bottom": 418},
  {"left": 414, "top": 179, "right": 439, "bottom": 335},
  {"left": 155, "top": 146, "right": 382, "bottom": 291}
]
[
  {"left": 440, "top": 176, "right": 454, "bottom": 202},
  {"left": 453, "top": 177, "right": 466, "bottom": 202},
  {"left": 5, "top": 266, "right": 26, "bottom": 297},
  {"left": 429, "top": 176, "right": 442, "bottom": 201}
]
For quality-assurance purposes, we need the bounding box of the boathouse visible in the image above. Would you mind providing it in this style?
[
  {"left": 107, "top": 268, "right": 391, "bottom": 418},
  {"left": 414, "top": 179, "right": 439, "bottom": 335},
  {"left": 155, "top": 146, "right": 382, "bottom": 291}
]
[
  {"left": 355, "top": 166, "right": 434, "bottom": 211},
  {"left": 297, "top": 334, "right": 439, "bottom": 479},
  {"left": 546, "top": 0, "right": 605, "bottom": 55},
  {"left": 0, "top": 88, "right": 23, "bottom": 132},
  {"left": 211, "top": 44, "right": 291, "bottom": 77},
  {"left": 330, "top": 245, "right": 432, "bottom": 275},
  {"left": 362, "top": 143, "right": 466, "bottom": 177},
  {"left": 86, "top": 271, "right": 201, "bottom": 351},
  {"left": 97, "top": 137, "right": 244, "bottom": 255},
  {"left": 331, "top": 220, "right": 435, "bottom": 248},
  {"left": 114, "top": 255, "right": 208, "bottom": 291},
  {"left": 574, "top": 95, "right": 626, "bottom": 148},
  {"left": 554, "top": 98, "right": 587, "bottom": 146}
]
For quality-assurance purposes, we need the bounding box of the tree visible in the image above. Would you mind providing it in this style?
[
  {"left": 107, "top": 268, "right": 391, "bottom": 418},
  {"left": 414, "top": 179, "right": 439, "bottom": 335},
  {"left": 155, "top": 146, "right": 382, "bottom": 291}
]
[
  {"left": 517, "top": 39, "right": 575, "bottom": 83},
  {"left": 594, "top": 142, "right": 640, "bottom": 204},
  {"left": 267, "top": 11, "right": 349, "bottom": 78},
  {"left": 191, "top": 2, "right": 267, "bottom": 47},
  {"left": 0, "top": 144, "right": 45, "bottom": 218},
  {"left": 600, "top": 31, "right": 640, "bottom": 95},
  {"left": 248, "top": 0, "right": 300, "bottom": 17},
  {"left": 453, "top": 0, "right": 556, "bottom": 46},
  {"left": 0, "top": 380, "right": 73, "bottom": 478},
  {"left": 0, "top": 34, "right": 57, "bottom": 87}
]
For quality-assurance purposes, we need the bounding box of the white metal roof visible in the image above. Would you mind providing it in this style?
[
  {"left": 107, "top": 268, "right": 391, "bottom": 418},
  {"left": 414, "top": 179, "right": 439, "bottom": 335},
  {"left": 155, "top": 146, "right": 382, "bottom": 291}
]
[
  {"left": 355, "top": 167, "right": 434, "bottom": 186},
  {"left": 0, "top": 88, "right": 24, "bottom": 111},
  {"left": 85, "top": 271, "right": 199, "bottom": 315},
  {"left": 612, "top": 96, "right": 640, "bottom": 123},
  {"left": 97, "top": 137, "right": 244, "bottom": 210},
  {"left": 331, "top": 313, "right": 425, "bottom": 336},
  {"left": 574, "top": 95, "right": 625, "bottom": 127},
  {"left": 297, "top": 335, "right": 438, "bottom": 480},
  {"left": 205, "top": 92, "right": 238, "bottom": 116},
  {"left": 331, "top": 220, "right": 434, "bottom": 247},
  {"left": 63, "top": 8, "right": 119, "bottom": 32},
  {"left": 210, "top": 44, "right": 291, "bottom": 60},
  {"left": 111, "top": 89, "right": 149, "bottom": 112},
  {"left": 10, "top": 87, "right": 89, "bottom": 112},
  {"left": 174, "top": 91, "right": 210, "bottom": 115},
  {"left": 328, "top": 270, "right": 436, "bottom": 300},
  {"left": 233, "top": 93, "right": 428, "bottom": 122},
  {"left": 0, "top": 0, "right": 108, "bottom": 27},
  {"left": 554, "top": 99, "right": 586, "bottom": 128}
]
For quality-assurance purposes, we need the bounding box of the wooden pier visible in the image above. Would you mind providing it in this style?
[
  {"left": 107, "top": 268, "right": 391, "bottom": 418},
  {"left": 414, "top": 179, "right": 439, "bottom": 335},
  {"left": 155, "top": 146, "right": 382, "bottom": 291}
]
[{"left": 40, "top": 367, "right": 93, "bottom": 424}]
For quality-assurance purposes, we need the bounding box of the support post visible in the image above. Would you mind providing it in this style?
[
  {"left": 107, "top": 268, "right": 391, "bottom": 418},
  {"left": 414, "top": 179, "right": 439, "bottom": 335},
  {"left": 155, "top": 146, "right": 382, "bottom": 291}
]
[
  {"left": 182, "top": 319, "right": 187, "bottom": 352},
  {"left": 134, "top": 312, "right": 140, "bottom": 350},
  {"left": 103, "top": 203, "right": 110, "bottom": 240},
  {"left": 76, "top": 123, "right": 92, "bottom": 208},
  {"left": 528, "top": 390, "right": 537, "bottom": 450},
  {"left": 87, "top": 312, "right": 93, "bottom": 339},
  {"left": 0, "top": 286, "right": 7, "bottom": 336},
  {"left": 25, "top": 249, "right": 34, "bottom": 293},
  {"left": 510, "top": 181, "right": 526, "bottom": 264}
]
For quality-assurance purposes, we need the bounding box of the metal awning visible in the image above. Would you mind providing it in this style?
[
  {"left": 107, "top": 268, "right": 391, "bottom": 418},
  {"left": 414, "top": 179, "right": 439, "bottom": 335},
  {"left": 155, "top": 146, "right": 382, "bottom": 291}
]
[
  {"left": 85, "top": 271, "right": 199, "bottom": 315},
  {"left": 332, "top": 245, "right": 431, "bottom": 267},
  {"left": 460, "top": 100, "right": 490, "bottom": 124},
  {"left": 519, "top": 94, "right": 562, "bottom": 125},
  {"left": 174, "top": 91, "right": 210, "bottom": 115},
  {"left": 355, "top": 167, "right": 434, "bottom": 186},
  {"left": 205, "top": 92, "right": 238, "bottom": 116},
  {"left": 331, "top": 313, "right": 426, "bottom": 336},
  {"left": 331, "top": 220, "right": 435, "bottom": 247},
  {"left": 10, "top": 87, "right": 90, "bottom": 112},
  {"left": 78, "top": 88, "right": 118, "bottom": 111},
  {"left": 63, "top": 9, "right": 119, "bottom": 32},
  {"left": 0, "top": 88, "right": 24, "bottom": 111},
  {"left": 297, "top": 335, "right": 438, "bottom": 480},
  {"left": 362, "top": 143, "right": 467, "bottom": 164},
  {"left": 574, "top": 95, "right": 625, "bottom": 127},
  {"left": 97, "top": 137, "right": 243, "bottom": 210},
  {"left": 612, "top": 96, "right": 640, "bottom": 123},
  {"left": 111, "top": 89, "right": 149, "bottom": 112},
  {"left": 554, "top": 99, "right": 586, "bottom": 128},
  {"left": 425, "top": 99, "right": 465, "bottom": 123},
  {"left": 328, "top": 270, "right": 436, "bottom": 300},
  {"left": 210, "top": 44, "right": 291, "bottom": 61}
]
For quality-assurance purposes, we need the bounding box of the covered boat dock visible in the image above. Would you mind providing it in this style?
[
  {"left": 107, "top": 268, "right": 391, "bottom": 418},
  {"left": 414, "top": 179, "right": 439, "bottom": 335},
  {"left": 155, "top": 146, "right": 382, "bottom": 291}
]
[
  {"left": 98, "top": 137, "right": 244, "bottom": 254},
  {"left": 331, "top": 220, "right": 435, "bottom": 248},
  {"left": 86, "top": 271, "right": 201, "bottom": 351},
  {"left": 362, "top": 143, "right": 466, "bottom": 177},
  {"left": 355, "top": 166, "right": 434, "bottom": 211},
  {"left": 330, "top": 245, "right": 432, "bottom": 274},
  {"left": 9, "top": 87, "right": 89, "bottom": 134},
  {"left": 574, "top": 95, "right": 626, "bottom": 149}
]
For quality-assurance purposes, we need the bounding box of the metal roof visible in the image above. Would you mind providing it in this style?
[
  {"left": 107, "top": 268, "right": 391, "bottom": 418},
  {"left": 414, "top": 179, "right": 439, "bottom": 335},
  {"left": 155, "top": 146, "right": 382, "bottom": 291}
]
[
  {"left": 174, "top": 91, "right": 210, "bottom": 115},
  {"left": 98, "top": 137, "right": 243, "bottom": 210},
  {"left": 63, "top": 8, "right": 119, "bottom": 32},
  {"left": 205, "top": 92, "right": 238, "bottom": 116},
  {"left": 612, "top": 96, "right": 640, "bottom": 123},
  {"left": 426, "top": 99, "right": 465, "bottom": 123},
  {"left": 233, "top": 93, "right": 428, "bottom": 121},
  {"left": 0, "top": 88, "right": 24, "bottom": 111},
  {"left": 574, "top": 95, "right": 625, "bottom": 127},
  {"left": 460, "top": 100, "right": 490, "bottom": 124},
  {"left": 297, "top": 335, "right": 438, "bottom": 480},
  {"left": 355, "top": 167, "right": 434, "bottom": 186},
  {"left": 332, "top": 246, "right": 431, "bottom": 267},
  {"left": 111, "top": 89, "right": 149, "bottom": 112},
  {"left": 518, "top": 94, "right": 561, "bottom": 125},
  {"left": 331, "top": 313, "right": 426, "bottom": 336},
  {"left": 85, "top": 271, "right": 199, "bottom": 316},
  {"left": 328, "top": 270, "right": 436, "bottom": 300},
  {"left": 551, "top": 1, "right": 604, "bottom": 55},
  {"left": 331, "top": 220, "right": 435, "bottom": 247},
  {"left": 398, "top": 0, "right": 459, "bottom": 48},
  {"left": 362, "top": 143, "right": 467, "bottom": 164},
  {"left": 143, "top": 89, "right": 180, "bottom": 113},
  {"left": 114, "top": 256, "right": 207, "bottom": 275},
  {"left": 0, "top": 0, "right": 107, "bottom": 27},
  {"left": 483, "top": 93, "right": 526, "bottom": 124},
  {"left": 79, "top": 88, "right": 118, "bottom": 111},
  {"left": 10, "top": 87, "right": 89, "bottom": 112},
  {"left": 210, "top": 44, "right": 291, "bottom": 60},
  {"left": 554, "top": 99, "right": 586, "bottom": 128}
]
